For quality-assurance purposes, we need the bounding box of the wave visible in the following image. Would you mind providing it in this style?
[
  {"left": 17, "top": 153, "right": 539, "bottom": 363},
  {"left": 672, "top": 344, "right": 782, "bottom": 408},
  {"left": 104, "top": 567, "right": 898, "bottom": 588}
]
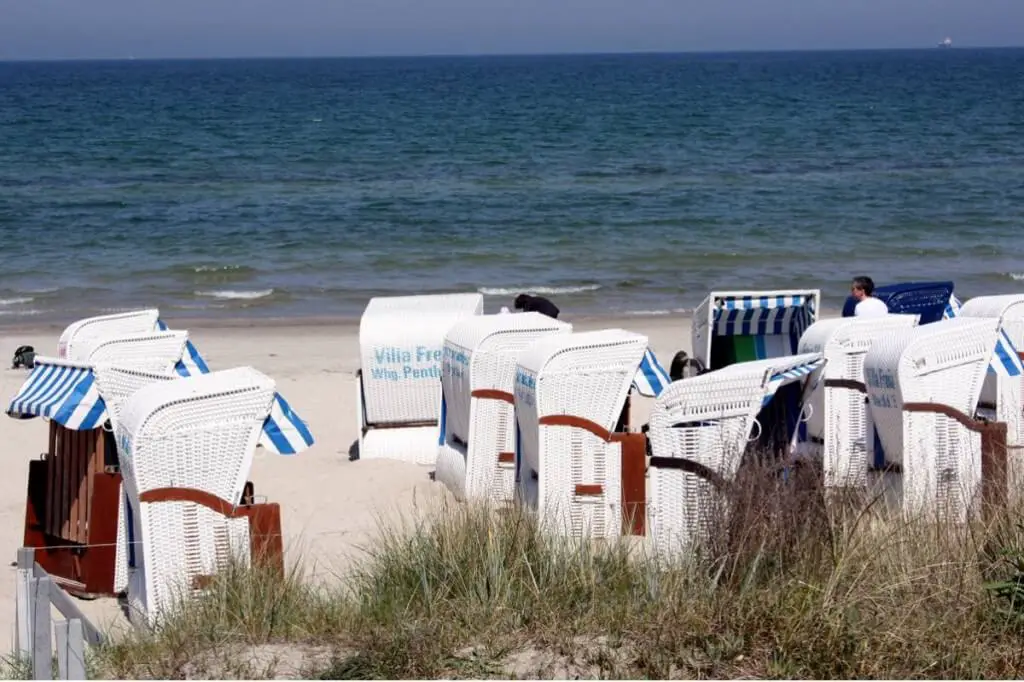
[
  {"left": 0, "top": 297, "right": 33, "bottom": 306},
  {"left": 1007, "top": 273, "right": 1024, "bottom": 281},
  {"left": 0, "top": 309, "right": 44, "bottom": 317},
  {"left": 623, "top": 308, "right": 691, "bottom": 316},
  {"left": 478, "top": 284, "right": 602, "bottom": 296},
  {"left": 192, "top": 265, "right": 255, "bottom": 273},
  {"left": 195, "top": 288, "right": 274, "bottom": 300}
]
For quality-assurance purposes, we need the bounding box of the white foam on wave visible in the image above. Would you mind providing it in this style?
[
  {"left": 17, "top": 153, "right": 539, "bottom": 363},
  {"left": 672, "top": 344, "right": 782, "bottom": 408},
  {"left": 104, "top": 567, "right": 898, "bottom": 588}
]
[
  {"left": 193, "top": 265, "right": 249, "bottom": 273},
  {"left": 0, "top": 309, "right": 44, "bottom": 317},
  {"left": 0, "top": 297, "right": 33, "bottom": 306},
  {"left": 195, "top": 288, "right": 274, "bottom": 300},
  {"left": 623, "top": 308, "right": 691, "bottom": 316},
  {"left": 1008, "top": 273, "right": 1024, "bottom": 281},
  {"left": 478, "top": 284, "right": 602, "bottom": 296}
]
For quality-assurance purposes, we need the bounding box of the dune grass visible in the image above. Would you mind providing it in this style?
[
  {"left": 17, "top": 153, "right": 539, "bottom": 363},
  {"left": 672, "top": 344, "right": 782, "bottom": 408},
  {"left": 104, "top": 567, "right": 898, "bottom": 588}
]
[{"left": 91, "top": 464, "right": 1024, "bottom": 679}]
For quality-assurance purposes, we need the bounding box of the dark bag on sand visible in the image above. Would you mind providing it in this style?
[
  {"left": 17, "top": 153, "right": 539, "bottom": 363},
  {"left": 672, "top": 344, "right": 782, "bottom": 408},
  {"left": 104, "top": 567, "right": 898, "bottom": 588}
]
[{"left": 12, "top": 345, "right": 36, "bottom": 370}]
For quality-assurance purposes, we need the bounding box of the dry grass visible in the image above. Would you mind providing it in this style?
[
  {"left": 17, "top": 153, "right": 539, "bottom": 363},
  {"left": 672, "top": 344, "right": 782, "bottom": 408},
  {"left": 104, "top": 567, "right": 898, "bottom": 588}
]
[{"left": 91, "top": 464, "right": 1024, "bottom": 679}]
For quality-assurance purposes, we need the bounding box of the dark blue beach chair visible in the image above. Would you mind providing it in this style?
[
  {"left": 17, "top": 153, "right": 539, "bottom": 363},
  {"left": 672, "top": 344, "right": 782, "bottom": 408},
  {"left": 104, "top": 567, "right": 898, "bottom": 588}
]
[{"left": 841, "top": 281, "right": 956, "bottom": 325}]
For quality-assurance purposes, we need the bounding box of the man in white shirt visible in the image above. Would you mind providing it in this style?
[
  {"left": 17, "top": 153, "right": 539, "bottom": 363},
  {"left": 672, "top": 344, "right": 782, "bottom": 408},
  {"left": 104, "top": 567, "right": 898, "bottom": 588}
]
[{"left": 851, "top": 276, "right": 889, "bottom": 317}]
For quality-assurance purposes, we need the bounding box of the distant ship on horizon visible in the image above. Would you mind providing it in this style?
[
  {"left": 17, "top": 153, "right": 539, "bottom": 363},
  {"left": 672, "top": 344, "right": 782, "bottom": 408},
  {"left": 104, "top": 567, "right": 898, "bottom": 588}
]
[{"left": 938, "top": 37, "right": 953, "bottom": 48}]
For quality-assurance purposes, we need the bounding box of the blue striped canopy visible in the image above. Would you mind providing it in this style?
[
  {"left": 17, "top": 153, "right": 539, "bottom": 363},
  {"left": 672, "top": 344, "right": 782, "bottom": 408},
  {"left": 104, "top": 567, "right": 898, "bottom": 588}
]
[
  {"left": 712, "top": 293, "right": 817, "bottom": 356},
  {"left": 6, "top": 358, "right": 314, "bottom": 456},
  {"left": 943, "top": 296, "right": 1024, "bottom": 378},
  {"left": 762, "top": 356, "right": 825, "bottom": 407}
]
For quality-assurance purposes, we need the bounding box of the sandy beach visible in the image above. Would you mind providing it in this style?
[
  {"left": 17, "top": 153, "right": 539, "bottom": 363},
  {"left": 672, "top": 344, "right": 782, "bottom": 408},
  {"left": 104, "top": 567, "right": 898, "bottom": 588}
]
[{"left": 0, "top": 312, "right": 690, "bottom": 649}]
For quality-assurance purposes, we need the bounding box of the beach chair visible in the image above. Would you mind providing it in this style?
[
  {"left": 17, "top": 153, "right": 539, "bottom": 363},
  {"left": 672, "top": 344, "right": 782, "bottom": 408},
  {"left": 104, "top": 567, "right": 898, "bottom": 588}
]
[
  {"left": 797, "top": 315, "right": 920, "bottom": 489},
  {"left": 115, "top": 367, "right": 305, "bottom": 626},
  {"left": 958, "top": 294, "right": 1024, "bottom": 499},
  {"left": 514, "top": 329, "right": 670, "bottom": 539},
  {"left": 864, "top": 317, "right": 1022, "bottom": 521},
  {"left": 57, "top": 309, "right": 162, "bottom": 361},
  {"left": 646, "top": 353, "right": 825, "bottom": 557},
  {"left": 692, "top": 290, "right": 820, "bottom": 371},
  {"left": 357, "top": 293, "right": 484, "bottom": 464},
  {"left": 841, "top": 281, "right": 956, "bottom": 324},
  {"left": 435, "top": 312, "right": 572, "bottom": 503},
  {"left": 6, "top": 329, "right": 194, "bottom": 597}
]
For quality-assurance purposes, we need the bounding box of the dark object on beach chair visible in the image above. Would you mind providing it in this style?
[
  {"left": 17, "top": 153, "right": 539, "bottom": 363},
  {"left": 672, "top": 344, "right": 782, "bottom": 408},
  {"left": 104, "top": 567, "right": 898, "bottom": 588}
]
[
  {"left": 668, "top": 350, "right": 705, "bottom": 381},
  {"left": 12, "top": 345, "right": 36, "bottom": 370},
  {"left": 841, "top": 281, "right": 954, "bottom": 324},
  {"left": 513, "top": 294, "right": 560, "bottom": 319}
]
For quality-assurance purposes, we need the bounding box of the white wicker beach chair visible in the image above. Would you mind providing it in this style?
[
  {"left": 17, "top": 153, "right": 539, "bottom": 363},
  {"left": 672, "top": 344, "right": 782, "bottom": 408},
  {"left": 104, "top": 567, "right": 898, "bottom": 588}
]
[
  {"left": 58, "top": 309, "right": 161, "bottom": 361},
  {"left": 357, "top": 293, "right": 484, "bottom": 464},
  {"left": 796, "top": 315, "right": 920, "bottom": 488},
  {"left": 692, "top": 290, "right": 820, "bottom": 371},
  {"left": 435, "top": 313, "right": 572, "bottom": 503},
  {"left": 863, "top": 317, "right": 1020, "bottom": 521},
  {"left": 514, "top": 329, "right": 655, "bottom": 539},
  {"left": 646, "top": 352, "right": 825, "bottom": 557},
  {"left": 115, "top": 367, "right": 281, "bottom": 626}
]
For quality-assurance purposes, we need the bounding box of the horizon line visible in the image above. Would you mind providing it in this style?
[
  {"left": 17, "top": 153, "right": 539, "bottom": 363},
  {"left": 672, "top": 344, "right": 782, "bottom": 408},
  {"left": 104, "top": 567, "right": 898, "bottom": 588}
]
[{"left": 2, "top": 44, "right": 1022, "bottom": 64}]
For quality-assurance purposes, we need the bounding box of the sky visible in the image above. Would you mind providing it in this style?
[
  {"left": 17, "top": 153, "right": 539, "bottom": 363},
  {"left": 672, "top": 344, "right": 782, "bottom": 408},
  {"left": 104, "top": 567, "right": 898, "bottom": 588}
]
[{"left": 1, "top": 0, "right": 1022, "bottom": 61}]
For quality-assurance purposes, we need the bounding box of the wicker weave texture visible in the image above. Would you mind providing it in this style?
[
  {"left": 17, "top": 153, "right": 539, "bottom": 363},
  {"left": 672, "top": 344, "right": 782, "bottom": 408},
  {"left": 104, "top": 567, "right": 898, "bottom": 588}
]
[
  {"left": 359, "top": 293, "right": 483, "bottom": 426},
  {"left": 116, "top": 367, "right": 276, "bottom": 624},
  {"left": 58, "top": 309, "right": 160, "bottom": 361},
  {"left": 514, "top": 329, "right": 648, "bottom": 539},
  {"left": 864, "top": 318, "right": 998, "bottom": 520},
  {"left": 436, "top": 313, "right": 571, "bottom": 502},
  {"left": 798, "top": 315, "right": 919, "bottom": 487}
]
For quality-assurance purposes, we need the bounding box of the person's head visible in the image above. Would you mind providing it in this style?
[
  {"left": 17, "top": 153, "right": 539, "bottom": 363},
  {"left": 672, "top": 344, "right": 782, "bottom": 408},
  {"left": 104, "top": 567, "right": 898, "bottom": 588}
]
[
  {"left": 513, "top": 294, "right": 531, "bottom": 311},
  {"left": 851, "top": 276, "right": 875, "bottom": 301}
]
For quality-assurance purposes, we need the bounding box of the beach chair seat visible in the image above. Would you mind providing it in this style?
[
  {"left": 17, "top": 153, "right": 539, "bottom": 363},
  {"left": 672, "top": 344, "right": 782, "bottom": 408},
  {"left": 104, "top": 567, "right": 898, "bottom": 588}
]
[
  {"left": 357, "top": 293, "right": 483, "bottom": 464},
  {"left": 692, "top": 289, "right": 820, "bottom": 371},
  {"left": 514, "top": 329, "right": 668, "bottom": 539},
  {"left": 646, "top": 353, "right": 825, "bottom": 557},
  {"left": 115, "top": 367, "right": 294, "bottom": 626},
  {"left": 797, "top": 315, "right": 920, "bottom": 488},
  {"left": 864, "top": 317, "right": 1021, "bottom": 522},
  {"left": 435, "top": 312, "right": 571, "bottom": 503}
]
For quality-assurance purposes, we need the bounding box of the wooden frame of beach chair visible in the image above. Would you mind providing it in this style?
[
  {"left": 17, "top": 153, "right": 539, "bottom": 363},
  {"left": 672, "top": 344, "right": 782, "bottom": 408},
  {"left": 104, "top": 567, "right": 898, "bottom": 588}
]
[
  {"left": 116, "top": 367, "right": 286, "bottom": 626},
  {"left": 797, "top": 315, "right": 920, "bottom": 489},
  {"left": 646, "top": 353, "right": 825, "bottom": 557},
  {"left": 10, "top": 331, "right": 191, "bottom": 598},
  {"left": 356, "top": 293, "right": 484, "bottom": 465},
  {"left": 692, "top": 289, "right": 820, "bottom": 372},
  {"left": 513, "top": 329, "right": 652, "bottom": 539},
  {"left": 864, "top": 317, "right": 1020, "bottom": 522},
  {"left": 435, "top": 312, "right": 572, "bottom": 503}
]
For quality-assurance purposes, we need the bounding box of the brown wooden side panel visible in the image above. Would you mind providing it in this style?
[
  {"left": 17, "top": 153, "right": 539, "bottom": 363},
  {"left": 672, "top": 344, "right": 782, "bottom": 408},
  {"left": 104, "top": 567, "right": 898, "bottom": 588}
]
[
  {"left": 78, "top": 471, "right": 122, "bottom": 595},
  {"left": 244, "top": 503, "right": 285, "bottom": 576},
  {"left": 615, "top": 432, "right": 647, "bottom": 536}
]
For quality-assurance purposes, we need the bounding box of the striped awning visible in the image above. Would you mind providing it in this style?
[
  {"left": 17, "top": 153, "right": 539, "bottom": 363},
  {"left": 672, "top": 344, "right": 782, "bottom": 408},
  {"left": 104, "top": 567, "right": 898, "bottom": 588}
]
[
  {"left": 762, "top": 356, "right": 826, "bottom": 407},
  {"left": 6, "top": 359, "right": 314, "bottom": 456},
  {"left": 631, "top": 347, "right": 671, "bottom": 397},
  {"left": 712, "top": 294, "right": 816, "bottom": 355},
  {"left": 942, "top": 296, "right": 1023, "bottom": 378}
]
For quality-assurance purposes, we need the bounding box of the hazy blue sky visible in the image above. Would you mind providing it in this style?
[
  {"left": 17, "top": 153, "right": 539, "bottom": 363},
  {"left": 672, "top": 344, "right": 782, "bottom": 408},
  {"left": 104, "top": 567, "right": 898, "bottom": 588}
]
[{"left": 1, "top": 0, "right": 1021, "bottom": 60}]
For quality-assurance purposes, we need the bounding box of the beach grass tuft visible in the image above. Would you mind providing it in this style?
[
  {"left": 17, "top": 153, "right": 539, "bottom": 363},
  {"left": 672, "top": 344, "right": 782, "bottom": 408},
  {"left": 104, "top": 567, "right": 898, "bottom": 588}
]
[{"left": 91, "top": 465, "right": 1024, "bottom": 679}]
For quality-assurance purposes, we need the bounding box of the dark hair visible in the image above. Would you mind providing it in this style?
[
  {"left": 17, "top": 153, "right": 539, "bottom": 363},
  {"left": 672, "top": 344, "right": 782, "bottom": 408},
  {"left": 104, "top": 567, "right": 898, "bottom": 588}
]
[
  {"left": 851, "top": 276, "right": 874, "bottom": 296},
  {"left": 513, "top": 294, "right": 531, "bottom": 310}
]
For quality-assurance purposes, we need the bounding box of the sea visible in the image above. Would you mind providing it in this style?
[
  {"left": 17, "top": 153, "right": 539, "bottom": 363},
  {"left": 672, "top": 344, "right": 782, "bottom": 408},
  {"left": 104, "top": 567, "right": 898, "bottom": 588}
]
[{"left": 1, "top": 49, "right": 1023, "bottom": 323}]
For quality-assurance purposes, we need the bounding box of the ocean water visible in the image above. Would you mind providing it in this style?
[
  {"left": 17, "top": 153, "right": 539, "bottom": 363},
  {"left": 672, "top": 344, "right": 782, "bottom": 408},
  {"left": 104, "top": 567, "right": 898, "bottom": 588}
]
[{"left": 1, "top": 49, "right": 1023, "bottom": 323}]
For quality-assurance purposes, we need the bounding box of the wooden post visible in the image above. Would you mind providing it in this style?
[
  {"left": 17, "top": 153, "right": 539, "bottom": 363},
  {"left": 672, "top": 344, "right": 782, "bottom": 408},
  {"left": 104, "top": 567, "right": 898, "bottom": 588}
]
[
  {"left": 55, "top": 619, "right": 85, "bottom": 681},
  {"left": 32, "top": 575, "right": 52, "bottom": 680}
]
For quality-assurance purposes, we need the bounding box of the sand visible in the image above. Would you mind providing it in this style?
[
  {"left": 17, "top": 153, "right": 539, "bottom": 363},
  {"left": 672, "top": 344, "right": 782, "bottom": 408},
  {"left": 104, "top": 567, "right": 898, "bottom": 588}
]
[{"left": 0, "top": 313, "right": 691, "bottom": 649}]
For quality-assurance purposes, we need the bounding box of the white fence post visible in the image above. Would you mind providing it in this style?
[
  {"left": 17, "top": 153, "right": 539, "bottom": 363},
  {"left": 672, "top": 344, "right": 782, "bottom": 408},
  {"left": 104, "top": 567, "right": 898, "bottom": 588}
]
[
  {"left": 31, "top": 575, "right": 52, "bottom": 680},
  {"left": 15, "top": 547, "right": 35, "bottom": 660},
  {"left": 54, "top": 620, "right": 68, "bottom": 680},
  {"left": 66, "top": 619, "right": 86, "bottom": 680}
]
